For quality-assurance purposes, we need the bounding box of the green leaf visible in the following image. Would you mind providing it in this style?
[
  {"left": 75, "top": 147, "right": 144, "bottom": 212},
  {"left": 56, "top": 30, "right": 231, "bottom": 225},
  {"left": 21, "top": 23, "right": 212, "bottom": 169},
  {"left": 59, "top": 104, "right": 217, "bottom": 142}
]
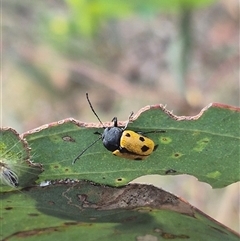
[
  {"left": 0, "top": 128, "right": 42, "bottom": 192},
  {"left": 23, "top": 103, "right": 240, "bottom": 188},
  {"left": 1, "top": 181, "right": 239, "bottom": 240}
]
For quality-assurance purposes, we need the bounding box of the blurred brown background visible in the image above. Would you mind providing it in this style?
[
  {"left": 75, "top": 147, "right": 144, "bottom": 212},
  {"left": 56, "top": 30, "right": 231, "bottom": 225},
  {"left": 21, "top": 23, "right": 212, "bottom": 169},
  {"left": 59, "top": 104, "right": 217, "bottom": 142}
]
[{"left": 2, "top": 0, "right": 239, "bottom": 232}]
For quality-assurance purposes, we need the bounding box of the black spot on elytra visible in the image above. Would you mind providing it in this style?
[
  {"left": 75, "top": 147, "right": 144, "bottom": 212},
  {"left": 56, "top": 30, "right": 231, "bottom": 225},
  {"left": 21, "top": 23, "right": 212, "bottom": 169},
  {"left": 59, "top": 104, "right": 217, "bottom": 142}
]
[
  {"left": 139, "top": 136, "right": 145, "bottom": 142},
  {"left": 141, "top": 145, "right": 150, "bottom": 152},
  {"left": 125, "top": 133, "right": 131, "bottom": 137}
]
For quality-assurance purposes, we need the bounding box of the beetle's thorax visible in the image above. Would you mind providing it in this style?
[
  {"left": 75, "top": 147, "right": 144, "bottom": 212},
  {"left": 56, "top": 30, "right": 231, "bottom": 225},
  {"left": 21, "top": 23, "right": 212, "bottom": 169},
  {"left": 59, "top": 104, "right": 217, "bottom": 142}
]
[{"left": 102, "top": 127, "right": 123, "bottom": 152}]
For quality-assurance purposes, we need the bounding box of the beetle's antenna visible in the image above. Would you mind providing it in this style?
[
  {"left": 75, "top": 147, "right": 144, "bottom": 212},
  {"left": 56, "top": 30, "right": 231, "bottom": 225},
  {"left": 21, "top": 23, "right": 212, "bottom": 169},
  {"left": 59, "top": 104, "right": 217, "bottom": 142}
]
[
  {"left": 86, "top": 93, "right": 105, "bottom": 128},
  {"left": 72, "top": 136, "right": 102, "bottom": 164}
]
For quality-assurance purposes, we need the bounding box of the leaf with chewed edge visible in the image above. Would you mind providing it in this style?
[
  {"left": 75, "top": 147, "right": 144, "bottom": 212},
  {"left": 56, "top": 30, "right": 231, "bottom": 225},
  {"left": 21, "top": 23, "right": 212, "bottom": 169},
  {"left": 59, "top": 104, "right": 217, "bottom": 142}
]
[{"left": 23, "top": 103, "right": 240, "bottom": 188}]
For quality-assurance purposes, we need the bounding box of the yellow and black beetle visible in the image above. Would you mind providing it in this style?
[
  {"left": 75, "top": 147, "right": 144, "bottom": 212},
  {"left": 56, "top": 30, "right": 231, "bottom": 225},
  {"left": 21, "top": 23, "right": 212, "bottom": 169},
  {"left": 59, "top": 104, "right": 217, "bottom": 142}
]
[{"left": 73, "top": 93, "right": 162, "bottom": 164}]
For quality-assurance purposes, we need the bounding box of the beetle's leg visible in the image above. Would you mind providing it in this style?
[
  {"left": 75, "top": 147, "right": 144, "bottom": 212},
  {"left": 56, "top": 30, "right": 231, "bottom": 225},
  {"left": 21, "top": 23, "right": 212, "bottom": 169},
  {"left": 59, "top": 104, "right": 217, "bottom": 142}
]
[
  {"left": 123, "top": 111, "right": 134, "bottom": 130},
  {"left": 111, "top": 117, "right": 118, "bottom": 127}
]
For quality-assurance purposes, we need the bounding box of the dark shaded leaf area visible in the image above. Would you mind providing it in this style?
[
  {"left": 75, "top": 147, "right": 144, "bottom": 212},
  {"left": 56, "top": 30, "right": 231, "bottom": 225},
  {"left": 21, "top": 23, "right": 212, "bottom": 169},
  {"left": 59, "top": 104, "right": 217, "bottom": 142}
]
[{"left": 1, "top": 181, "right": 239, "bottom": 241}]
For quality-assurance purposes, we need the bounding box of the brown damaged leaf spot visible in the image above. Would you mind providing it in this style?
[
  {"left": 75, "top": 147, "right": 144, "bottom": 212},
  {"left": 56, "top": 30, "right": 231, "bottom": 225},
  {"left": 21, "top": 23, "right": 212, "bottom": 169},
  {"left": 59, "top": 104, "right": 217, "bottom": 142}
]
[
  {"left": 62, "top": 135, "right": 76, "bottom": 142},
  {"left": 77, "top": 183, "right": 194, "bottom": 216},
  {"left": 6, "top": 227, "right": 61, "bottom": 240},
  {"left": 161, "top": 233, "right": 190, "bottom": 239},
  {"left": 5, "top": 207, "right": 13, "bottom": 210}
]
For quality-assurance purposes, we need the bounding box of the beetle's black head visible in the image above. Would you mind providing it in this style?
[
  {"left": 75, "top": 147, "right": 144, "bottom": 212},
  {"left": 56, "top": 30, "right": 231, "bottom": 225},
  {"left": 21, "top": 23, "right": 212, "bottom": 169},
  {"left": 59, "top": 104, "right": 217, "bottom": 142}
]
[{"left": 102, "top": 127, "right": 123, "bottom": 152}]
